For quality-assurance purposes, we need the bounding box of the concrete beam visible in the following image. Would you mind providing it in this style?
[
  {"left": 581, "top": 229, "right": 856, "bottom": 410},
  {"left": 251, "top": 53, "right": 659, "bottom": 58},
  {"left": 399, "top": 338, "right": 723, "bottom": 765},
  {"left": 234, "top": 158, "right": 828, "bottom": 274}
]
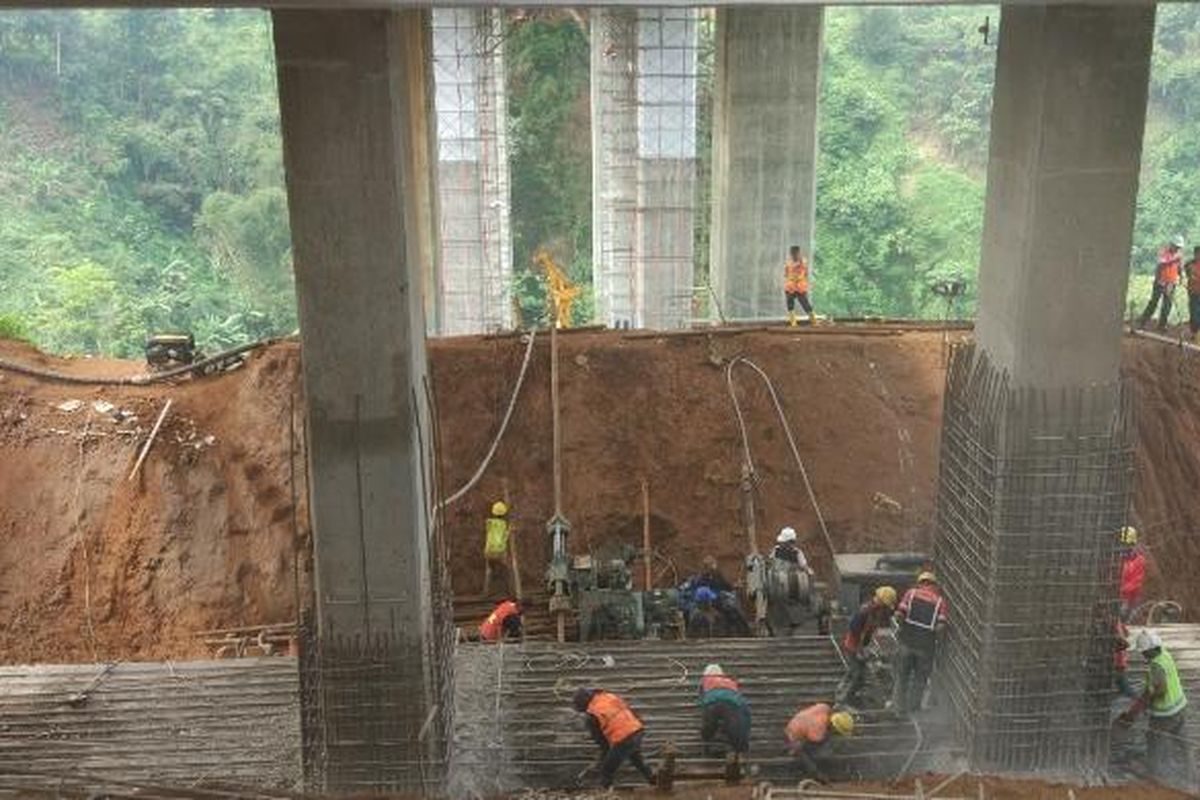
[
  {"left": 974, "top": 4, "right": 1154, "bottom": 390},
  {"left": 710, "top": 7, "right": 823, "bottom": 321}
]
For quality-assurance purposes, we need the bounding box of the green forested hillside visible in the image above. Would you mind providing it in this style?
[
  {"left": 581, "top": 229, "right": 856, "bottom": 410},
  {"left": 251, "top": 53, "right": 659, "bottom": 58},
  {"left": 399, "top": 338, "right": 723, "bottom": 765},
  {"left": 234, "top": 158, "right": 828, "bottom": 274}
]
[{"left": 0, "top": 7, "right": 1197, "bottom": 355}]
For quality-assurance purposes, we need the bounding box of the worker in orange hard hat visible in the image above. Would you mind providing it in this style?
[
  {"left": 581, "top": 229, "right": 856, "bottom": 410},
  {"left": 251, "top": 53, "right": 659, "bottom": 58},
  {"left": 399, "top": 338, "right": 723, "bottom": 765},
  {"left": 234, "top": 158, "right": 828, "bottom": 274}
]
[
  {"left": 892, "top": 571, "right": 948, "bottom": 715},
  {"left": 482, "top": 500, "right": 512, "bottom": 597},
  {"left": 479, "top": 598, "right": 522, "bottom": 642},
  {"left": 784, "top": 245, "right": 814, "bottom": 327},
  {"left": 837, "top": 585, "right": 897, "bottom": 707}
]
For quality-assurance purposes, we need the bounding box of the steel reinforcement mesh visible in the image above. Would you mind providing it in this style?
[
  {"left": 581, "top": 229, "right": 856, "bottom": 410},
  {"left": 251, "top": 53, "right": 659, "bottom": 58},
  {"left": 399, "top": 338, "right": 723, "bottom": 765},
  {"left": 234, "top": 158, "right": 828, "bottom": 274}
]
[{"left": 935, "top": 344, "right": 1134, "bottom": 776}]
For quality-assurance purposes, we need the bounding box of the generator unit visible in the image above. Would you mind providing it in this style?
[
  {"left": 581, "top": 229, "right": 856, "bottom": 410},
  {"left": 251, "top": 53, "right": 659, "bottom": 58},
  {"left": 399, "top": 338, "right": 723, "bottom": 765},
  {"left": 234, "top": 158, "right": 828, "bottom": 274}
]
[{"left": 833, "top": 552, "right": 928, "bottom": 613}]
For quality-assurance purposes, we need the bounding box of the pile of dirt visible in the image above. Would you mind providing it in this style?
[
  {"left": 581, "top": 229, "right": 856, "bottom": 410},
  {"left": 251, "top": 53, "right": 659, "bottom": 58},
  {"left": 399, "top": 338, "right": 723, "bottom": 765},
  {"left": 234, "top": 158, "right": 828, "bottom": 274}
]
[{"left": 0, "top": 327, "right": 1198, "bottom": 663}]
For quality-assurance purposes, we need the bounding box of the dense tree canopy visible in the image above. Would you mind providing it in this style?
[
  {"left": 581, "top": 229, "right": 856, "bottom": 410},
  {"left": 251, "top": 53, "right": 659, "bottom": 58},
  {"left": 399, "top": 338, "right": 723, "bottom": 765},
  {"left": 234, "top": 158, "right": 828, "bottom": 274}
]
[{"left": 0, "top": 6, "right": 1197, "bottom": 354}]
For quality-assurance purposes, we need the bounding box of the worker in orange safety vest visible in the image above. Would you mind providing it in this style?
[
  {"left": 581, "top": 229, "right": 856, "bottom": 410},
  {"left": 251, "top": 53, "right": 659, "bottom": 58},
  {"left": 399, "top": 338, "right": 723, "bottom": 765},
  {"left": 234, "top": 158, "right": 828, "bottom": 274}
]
[
  {"left": 784, "top": 245, "right": 814, "bottom": 327},
  {"left": 784, "top": 702, "right": 854, "bottom": 783},
  {"left": 478, "top": 598, "right": 522, "bottom": 642},
  {"left": 1139, "top": 238, "right": 1184, "bottom": 331},
  {"left": 572, "top": 687, "right": 655, "bottom": 788}
]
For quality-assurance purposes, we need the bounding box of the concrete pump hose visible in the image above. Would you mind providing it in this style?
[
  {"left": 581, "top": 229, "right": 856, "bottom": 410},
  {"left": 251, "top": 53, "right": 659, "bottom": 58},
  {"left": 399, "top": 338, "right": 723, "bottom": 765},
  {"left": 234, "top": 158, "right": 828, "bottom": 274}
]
[
  {"left": 0, "top": 338, "right": 275, "bottom": 386},
  {"left": 439, "top": 328, "right": 538, "bottom": 509},
  {"left": 726, "top": 356, "right": 837, "bottom": 561}
]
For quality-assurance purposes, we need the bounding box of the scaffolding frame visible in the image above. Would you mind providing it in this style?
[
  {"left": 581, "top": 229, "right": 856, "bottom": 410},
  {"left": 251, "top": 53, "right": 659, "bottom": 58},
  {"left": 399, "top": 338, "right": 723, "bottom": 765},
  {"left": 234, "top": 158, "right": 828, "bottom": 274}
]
[{"left": 432, "top": 8, "right": 512, "bottom": 336}]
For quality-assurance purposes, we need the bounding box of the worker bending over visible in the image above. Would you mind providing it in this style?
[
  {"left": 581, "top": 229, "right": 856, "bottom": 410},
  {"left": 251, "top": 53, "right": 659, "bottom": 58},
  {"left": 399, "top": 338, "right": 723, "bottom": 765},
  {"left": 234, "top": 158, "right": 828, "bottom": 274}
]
[
  {"left": 1119, "top": 526, "right": 1147, "bottom": 621},
  {"left": 1139, "top": 238, "right": 1183, "bottom": 331},
  {"left": 784, "top": 246, "right": 814, "bottom": 327},
  {"left": 697, "top": 664, "right": 751, "bottom": 761},
  {"left": 785, "top": 702, "right": 854, "bottom": 783},
  {"left": 482, "top": 500, "right": 512, "bottom": 597},
  {"left": 572, "top": 687, "right": 655, "bottom": 788},
  {"left": 892, "top": 571, "right": 947, "bottom": 715},
  {"left": 772, "top": 527, "right": 813, "bottom": 574},
  {"left": 1119, "top": 631, "right": 1194, "bottom": 786},
  {"left": 478, "top": 598, "right": 522, "bottom": 642},
  {"left": 838, "top": 585, "right": 897, "bottom": 707}
]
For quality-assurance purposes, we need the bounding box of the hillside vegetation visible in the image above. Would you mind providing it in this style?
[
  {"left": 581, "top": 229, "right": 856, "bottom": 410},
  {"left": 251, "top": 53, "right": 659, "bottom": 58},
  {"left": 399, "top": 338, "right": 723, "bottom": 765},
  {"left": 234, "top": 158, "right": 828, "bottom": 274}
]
[{"left": 0, "top": 7, "right": 1197, "bottom": 355}]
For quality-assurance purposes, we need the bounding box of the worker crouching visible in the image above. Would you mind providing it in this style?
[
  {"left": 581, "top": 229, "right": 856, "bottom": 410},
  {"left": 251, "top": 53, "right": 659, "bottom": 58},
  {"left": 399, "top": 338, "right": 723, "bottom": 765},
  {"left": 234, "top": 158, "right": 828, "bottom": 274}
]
[
  {"left": 1119, "top": 631, "right": 1194, "bottom": 786},
  {"left": 785, "top": 702, "right": 854, "bottom": 783},
  {"left": 572, "top": 687, "right": 656, "bottom": 788},
  {"left": 698, "top": 664, "right": 751, "bottom": 762},
  {"left": 838, "top": 585, "right": 897, "bottom": 707},
  {"left": 478, "top": 598, "right": 522, "bottom": 642}
]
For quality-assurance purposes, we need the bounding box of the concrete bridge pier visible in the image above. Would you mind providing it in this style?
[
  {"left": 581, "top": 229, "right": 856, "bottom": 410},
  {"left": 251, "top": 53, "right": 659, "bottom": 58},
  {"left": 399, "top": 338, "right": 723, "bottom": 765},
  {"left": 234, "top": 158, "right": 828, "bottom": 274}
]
[{"left": 273, "top": 9, "right": 446, "bottom": 792}]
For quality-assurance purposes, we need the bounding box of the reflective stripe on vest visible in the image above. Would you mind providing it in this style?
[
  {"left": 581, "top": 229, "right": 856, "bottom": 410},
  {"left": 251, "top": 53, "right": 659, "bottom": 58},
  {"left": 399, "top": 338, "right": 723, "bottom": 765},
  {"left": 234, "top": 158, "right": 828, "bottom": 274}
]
[
  {"left": 588, "top": 692, "right": 643, "bottom": 745},
  {"left": 902, "top": 587, "right": 943, "bottom": 631},
  {"left": 484, "top": 517, "right": 509, "bottom": 558},
  {"left": 701, "top": 675, "right": 740, "bottom": 694},
  {"left": 785, "top": 702, "right": 830, "bottom": 745},
  {"left": 1150, "top": 650, "right": 1187, "bottom": 718}
]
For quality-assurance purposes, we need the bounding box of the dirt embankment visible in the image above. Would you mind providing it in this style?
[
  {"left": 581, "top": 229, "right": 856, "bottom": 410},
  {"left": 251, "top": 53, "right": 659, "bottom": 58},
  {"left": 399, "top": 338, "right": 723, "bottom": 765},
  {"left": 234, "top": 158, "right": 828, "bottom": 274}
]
[{"left": 0, "top": 329, "right": 1198, "bottom": 664}]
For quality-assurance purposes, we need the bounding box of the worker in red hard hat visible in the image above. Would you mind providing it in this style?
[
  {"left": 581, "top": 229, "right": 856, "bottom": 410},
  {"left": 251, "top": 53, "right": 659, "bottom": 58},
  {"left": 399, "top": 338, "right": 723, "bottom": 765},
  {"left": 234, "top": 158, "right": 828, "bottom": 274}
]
[
  {"left": 482, "top": 500, "right": 512, "bottom": 597},
  {"left": 837, "top": 585, "right": 897, "bottom": 707},
  {"left": 572, "top": 687, "right": 655, "bottom": 788},
  {"left": 478, "top": 598, "right": 522, "bottom": 643},
  {"left": 1118, "top": 526, "right": 1146, "bottom": 622},
  {"left": 892, "top": 571, "right": 948, "bottom": 715}
]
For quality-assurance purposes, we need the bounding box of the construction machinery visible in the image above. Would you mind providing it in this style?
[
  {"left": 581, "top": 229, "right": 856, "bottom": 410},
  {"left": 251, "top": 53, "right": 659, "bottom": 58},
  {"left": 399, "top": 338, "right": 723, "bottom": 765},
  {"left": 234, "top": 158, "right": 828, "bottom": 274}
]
[
  {"left": 144, "top": 333, "right": 197, "bottom": 370},
  {"left": 567, "top": 545, "right": 684, "bottom": 641}
]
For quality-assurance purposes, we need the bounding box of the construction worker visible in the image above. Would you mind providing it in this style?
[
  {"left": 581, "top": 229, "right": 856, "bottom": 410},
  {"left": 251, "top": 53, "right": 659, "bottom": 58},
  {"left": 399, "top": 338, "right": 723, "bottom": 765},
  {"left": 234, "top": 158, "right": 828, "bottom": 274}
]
[
  {"left": 784, "top": 245, "right": 814, "bottom": 327},
  {"left": 892, "top": 571, "right": 948, "bottom": 715},
  {"left": 697, "top": 664, "right": 751, "bottom": 759},
  {"left": 1118, "top": 631, "right": 1194, "bottom": 785},
  {"left": 772, "top": 527, "right": 813, "bottom": 574},
  {"left": 1187, "top": 246, "right": 1200, "bottom": 342},
  {"left": 1139, "top": 238, "right": 1184, "bottom": 332},
  {"left": 482, "top": 500, "right": 511, "bottom": 597},
  {"left": 478, "top": 598, "right": 522, "bottom": 642},
  {"left": 784, "top": 702, "right": 854, "bottom": 783},
  {"left": 572, "top": 687, "right": 655, "bottom": 788},
  {"left": 1119, "top": 526, "right": 1147, "bottom": 622},
  {"left": 1114, "top": 618, "right": 1136, "bottom": 699},
  {"left": 695, "top": 555, "right": 734, "bottom": 594},
  {"left": 837, "top": 585, "right": 897, "bottom": 707}
]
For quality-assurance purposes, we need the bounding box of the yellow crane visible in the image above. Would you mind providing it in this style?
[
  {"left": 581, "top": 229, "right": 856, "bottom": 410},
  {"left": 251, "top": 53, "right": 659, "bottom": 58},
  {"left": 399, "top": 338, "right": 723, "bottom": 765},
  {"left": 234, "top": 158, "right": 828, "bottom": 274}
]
[{"left": 534, "top": 250, "right": 581, "bottom": 329}]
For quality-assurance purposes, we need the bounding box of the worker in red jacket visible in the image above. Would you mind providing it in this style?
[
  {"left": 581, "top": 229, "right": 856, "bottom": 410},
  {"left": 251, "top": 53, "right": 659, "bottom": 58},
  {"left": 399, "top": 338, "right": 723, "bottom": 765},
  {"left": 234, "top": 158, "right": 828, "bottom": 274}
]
[
  {"left": 893, "top": 572, "right": 948, "bottom": 714},
  {"left": 478, "top": 598, "right": 522, "bottom": 642},
  {"left": 572, "top": 688, "right": 655, "bottom": 788},
  {"left": 837, "top": 585, "right": 897, "bottom": 707},
  {"left": 1119, "top": 526, "right": 1146, "bottom": 621}
]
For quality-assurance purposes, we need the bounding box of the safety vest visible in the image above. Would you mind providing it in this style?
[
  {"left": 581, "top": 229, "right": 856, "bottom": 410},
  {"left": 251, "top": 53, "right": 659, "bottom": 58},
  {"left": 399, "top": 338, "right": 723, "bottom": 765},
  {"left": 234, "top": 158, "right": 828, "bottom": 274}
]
[
  {"left": 701, "top": 674, "right": 740, "bottom": 694},
  {"left": 484, "top": 516, "right": 509, "bottom": 559},
  {"left": 784, "top": 258, "right": 809, "bottom": 294},
  {"left": 785, "top": 702, "right": 830, "bottom": 745},
  {"left": 1157, "top": 248, "right": 1182, "bottom": 286},
  {"left": 479, "top": 600, "right": 519, "bottom": 642},
  {"left": 1149, "top": 649, "right": 1187, "bottom": 718},
  {"left": 587, "top": 691, "right": 643, "bottom": 745}
]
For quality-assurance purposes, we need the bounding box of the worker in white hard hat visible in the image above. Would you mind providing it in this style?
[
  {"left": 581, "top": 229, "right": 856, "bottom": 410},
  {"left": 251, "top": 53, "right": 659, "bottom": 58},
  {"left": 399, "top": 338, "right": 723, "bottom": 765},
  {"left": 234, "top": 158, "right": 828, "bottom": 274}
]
[
  {"left": 771, "top": 527, "right": 813, "bottom": 575},
  {"left": 837, "top": 585, "right": 898, "bottom": 708},
  {"left": 785, "top": 702, "right": 854, "bottom": 783},
  {"left": 892, "top": 571, "right": 948, "bottom": 715},
  {"left": 1118, "top": 526, "right": 1146, "bottom": 622},
  {"left": 482, "top": 499, "right": 513, "bottom": 597},
  {"left": 1139, "top": 238, "right": 1185, "bottom": 332},
  {"left": 697, "top": 663, "right": 751, "bottom": 760},
  {"left": 1118, "top": 630, "right": 1194, "bottom": 785}
]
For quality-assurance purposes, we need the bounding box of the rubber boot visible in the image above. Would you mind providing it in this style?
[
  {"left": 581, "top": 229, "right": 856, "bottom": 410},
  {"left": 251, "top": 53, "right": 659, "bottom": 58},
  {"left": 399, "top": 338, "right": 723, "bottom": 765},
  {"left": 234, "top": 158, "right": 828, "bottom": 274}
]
[{"left": 788, "top": 311, "right": 798, "bottom": 328}]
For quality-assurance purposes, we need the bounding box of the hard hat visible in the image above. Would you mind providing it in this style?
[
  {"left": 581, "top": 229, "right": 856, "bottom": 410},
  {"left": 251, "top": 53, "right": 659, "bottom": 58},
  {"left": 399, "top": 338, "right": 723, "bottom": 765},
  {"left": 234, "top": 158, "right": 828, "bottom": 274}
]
[
  {"left": 703, "top": 663, "right": 724, "bottom": 677},
  {"left": 572, "top": 687, "right": 594, "bottom": 712},
  {"left": 1135, "top": 630, "right": 1163, "bottom": 653},
  {"left": 777, "top": 527, "right": 797, "bottom": 543},
  {"left": 695, "top": 586, "right": 718, "bottom": 605},
  {"left": 491, "top": 500, "right": 508, "bottom": 517},
  {"left": 917, "top": 571, "right": 937, "bottom": 584},
  {"left": 1119, "top": 526, "right": 1138, "bottom": 546},
  {"left": 874, "top": 585, "right": 898, "bottom": 608},
  {"left": 1174, "top": 236, "right": 1186, "bottom": 249},
  {"left": 830, "top": 711, "right": 855, "bottom": 736},
  {"left": 702, "top": 555, "right": 719, "bottom": 571}
]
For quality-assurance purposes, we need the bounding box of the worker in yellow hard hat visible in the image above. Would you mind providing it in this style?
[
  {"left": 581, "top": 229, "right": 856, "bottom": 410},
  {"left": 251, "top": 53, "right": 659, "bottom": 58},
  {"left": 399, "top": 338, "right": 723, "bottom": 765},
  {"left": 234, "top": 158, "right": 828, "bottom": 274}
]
[
  {"left": 482, "top": 500, "right": 512, "bottom": 597},
  {"left": 1118, "top": 526, "right": 1146, "bottom": 622},
  {"left": 785, "top": 702, "right": 854, "bottom": 783},
  {"left": 836, "top": 585, "right": 897, "bottom": 707},
  {"left": 892, "top": 571, "right": 948, "bottom": 715}
]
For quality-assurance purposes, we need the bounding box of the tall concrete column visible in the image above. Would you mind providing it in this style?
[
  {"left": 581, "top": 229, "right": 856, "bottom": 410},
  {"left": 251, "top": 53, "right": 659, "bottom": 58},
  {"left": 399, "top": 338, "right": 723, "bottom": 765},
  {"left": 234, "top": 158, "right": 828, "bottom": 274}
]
[
  {"left": 935, "top": 5, "right": 1153, "bottom": 776},
  {"left": 274, "top": 10, "right": 443, "bottom": 791},
  {"left": 710, "top": 8, "right": 822, "bottom": 321}
]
